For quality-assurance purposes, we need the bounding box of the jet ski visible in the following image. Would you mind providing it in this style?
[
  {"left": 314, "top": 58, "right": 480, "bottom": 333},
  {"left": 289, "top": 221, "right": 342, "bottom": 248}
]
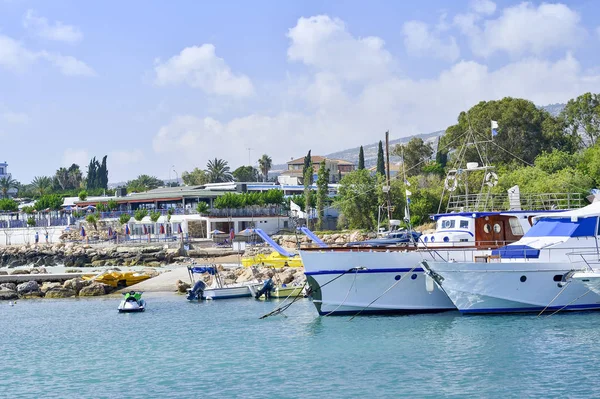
[{"left": 118, "top": 291, "right": 146, "bottom": 313}]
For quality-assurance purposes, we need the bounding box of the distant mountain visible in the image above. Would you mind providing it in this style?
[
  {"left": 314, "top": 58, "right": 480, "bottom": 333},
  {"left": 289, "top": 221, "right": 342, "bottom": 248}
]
[{"left": 540, "top": 103, "right": 565, "bottom": 117}]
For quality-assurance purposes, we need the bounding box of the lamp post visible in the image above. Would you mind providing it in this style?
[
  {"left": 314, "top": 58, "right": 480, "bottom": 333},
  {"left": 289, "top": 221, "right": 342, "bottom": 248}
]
[{"left": 172, "top": 168, "right": 179, "bottom": 186}]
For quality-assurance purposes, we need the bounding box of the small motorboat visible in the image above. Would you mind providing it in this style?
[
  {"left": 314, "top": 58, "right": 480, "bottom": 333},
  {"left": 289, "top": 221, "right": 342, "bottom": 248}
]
[
  {"left": 186, "top": 265, "right": 261, "bottom": 301},
  {"left": 249, "top": 279, "right": 305, "bottom": 299},
  {"left": 118, "top": 291, "right": 146, "bottom": 313}
]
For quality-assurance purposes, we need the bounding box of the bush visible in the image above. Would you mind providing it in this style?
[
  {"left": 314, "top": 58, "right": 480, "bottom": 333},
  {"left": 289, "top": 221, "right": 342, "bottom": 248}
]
[
  {"left": 0, "top": 198, "right": 18, "bottom": 212},
  {"left": 119, "top": 213, "right": 131, "bottom": 225},
  {"left": 34, "top": 194, "right": 63, "bottom": 211},
  {"left": 22, "top": 206, "right": 35, "bottom": 215},
  {"left": 78, "top": 190, "right": 88, "bottom": 201},
  {"left": 96, "top": 203, "right": 108, "bottom": 212},
  {"left": 150, "top": 211, "right": 161, "bottom": 223},
  {"left": 27, "top": 217, "right": 36, "bottom": 227},
  {"left": 86, "top": 214, "right": 98, "bottom": 230},
  {"left": 107, "top": 199, "right": 118, "bottom": 210},
  {"left": 196, "top": 202, "right": 209, "bottom": 214},
  {"left": 134, "top": 209, "right": 148, "bottom": 221}
]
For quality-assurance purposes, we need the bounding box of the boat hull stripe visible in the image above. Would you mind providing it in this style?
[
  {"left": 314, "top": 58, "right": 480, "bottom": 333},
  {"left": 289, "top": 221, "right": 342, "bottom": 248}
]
[{"left": 305, "top": 268, "right": 424, "bottom": 276}]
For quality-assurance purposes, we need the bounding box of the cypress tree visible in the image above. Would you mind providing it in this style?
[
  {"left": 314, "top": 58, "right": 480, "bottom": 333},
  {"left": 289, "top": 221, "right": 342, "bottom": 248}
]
[
  {"left": 358, "top": 146, "right": 365, "bottom": 170},
  {"left": 87, "top": 157, "right": 97, "bottom": 189},
  {"left": 302, "top": 150, "right": 313, "bottom": 185},
  {"left": 376, "top": 141, "right": 385, "bottom": 176},
  {"left": 98, "top": 155, "right": 109, "bottom": 189},
  {"left": 435, "top": 137, "right": 447, "bottom": 169}
]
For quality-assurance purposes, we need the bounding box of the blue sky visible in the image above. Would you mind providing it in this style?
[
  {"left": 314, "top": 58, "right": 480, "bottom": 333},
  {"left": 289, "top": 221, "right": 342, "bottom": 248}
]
[{"left": 1, "top": 0, "right": 599, "bottom": 183}]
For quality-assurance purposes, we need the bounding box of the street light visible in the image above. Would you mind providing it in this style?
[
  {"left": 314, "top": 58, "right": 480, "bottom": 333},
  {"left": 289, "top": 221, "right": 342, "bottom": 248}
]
[{"left": 172, "top": 168, "right": 179, "bottom": 186}]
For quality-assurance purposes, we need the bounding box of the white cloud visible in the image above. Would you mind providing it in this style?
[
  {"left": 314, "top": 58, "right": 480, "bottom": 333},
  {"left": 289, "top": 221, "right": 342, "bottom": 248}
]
[
  {"left": 110, "top": 149, "right": 144, "bottom": 167},
  {"left": 287, "top": 15, "right": 393, "bottom": 81},
  {"left": 1, "top": 111, "right": 29, "bottom": 124},
  {"left": 402, "top": 20, "right": 460, "bottom": 61},
  {"left": 0, "top": 33, "right": 94, "bottom": 76},
  {"left": 471, "top": 0, "right": 496, "bottom": 15},
  {"left": 154, "top": 44, "right": 254, "bottom": 98},
  {"left": 43, "top": 53, "right": 96, "bottom": 76},
  {"left": 466, "top": 2, "right": 584, "bottom": 57},
  {"left": 23, "top": 9, "right": 83, "bottom": 44},
  {"left": 62, "top": 148, "right": 89, "bottom": 168}
]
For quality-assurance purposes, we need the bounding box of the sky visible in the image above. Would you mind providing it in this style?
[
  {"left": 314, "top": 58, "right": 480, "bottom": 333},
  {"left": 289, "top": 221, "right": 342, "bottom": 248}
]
[{"left": 1, "top": 0, "right": 599, "bottom": 184}]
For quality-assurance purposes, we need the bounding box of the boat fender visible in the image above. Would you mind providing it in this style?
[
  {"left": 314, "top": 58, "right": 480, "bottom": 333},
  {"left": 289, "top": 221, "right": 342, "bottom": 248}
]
[{"left": 425, "top": 275, "right": 435, "bottom": 293}]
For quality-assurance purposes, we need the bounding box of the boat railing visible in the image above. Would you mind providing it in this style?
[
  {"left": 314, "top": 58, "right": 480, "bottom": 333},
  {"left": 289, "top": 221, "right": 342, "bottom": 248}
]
[
  {"left": 446, "top": 192, "right": 584, "bottom": 212},
  {"left": 566, "top": 251, "right": 600, "bottom": 270}
]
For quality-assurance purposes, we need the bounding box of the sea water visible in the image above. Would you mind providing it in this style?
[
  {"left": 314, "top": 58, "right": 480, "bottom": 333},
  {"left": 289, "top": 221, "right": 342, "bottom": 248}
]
[{"left": 2, "top": 294, "right": 600, "bottom": 399}]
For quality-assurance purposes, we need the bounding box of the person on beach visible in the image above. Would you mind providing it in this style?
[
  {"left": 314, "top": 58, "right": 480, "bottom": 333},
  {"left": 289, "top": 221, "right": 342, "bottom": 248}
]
[
  {"left": 35, "top": 232, "right": 39, "bottom": 244},
  {"left": 45, "top": 232, "right": 49, "bottom": 243}
]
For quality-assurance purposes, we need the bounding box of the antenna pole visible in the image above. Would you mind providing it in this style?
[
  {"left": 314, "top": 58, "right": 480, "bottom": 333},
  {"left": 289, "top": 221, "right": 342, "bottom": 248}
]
[{"left": 385, "top": 130, "right": 392, "bottom": 225}]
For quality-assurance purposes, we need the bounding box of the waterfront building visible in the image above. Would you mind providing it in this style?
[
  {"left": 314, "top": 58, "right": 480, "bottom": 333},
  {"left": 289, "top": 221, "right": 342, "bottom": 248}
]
[
  {"left": 278, "top": 156, "right": 355, "bottom": 185},
  {"left": 0, "top": 161, "right": 17, "bottom": 197}
]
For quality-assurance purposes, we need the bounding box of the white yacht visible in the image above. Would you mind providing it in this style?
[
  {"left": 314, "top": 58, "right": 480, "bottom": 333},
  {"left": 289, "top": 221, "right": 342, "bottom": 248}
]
[
  {"left": 302, "top": 207, "right": 562, "bottom": 315},
  {"left": 422, "top": 201, "right": 600, "bottom": 314}
]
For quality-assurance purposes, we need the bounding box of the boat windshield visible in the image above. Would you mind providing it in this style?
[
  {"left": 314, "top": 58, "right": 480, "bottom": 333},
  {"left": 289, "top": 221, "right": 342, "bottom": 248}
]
[
  {"left": 437, "top": 218, "right": 470, "bottom": 230},
  {"left": 524, "top": 217, "right": 598, "bottom": 238}
]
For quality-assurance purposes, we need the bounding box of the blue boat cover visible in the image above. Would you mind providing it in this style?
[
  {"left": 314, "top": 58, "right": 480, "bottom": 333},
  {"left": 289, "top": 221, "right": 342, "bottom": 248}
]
[
  {"left": 491, "top": 244, "right": 540, "bottom": 259},
  {"left": 189, "top": 266, "right": 217, "bottom": 275},
  {"left": 524, "top": 217, "right": 598, "bottom": 238}
]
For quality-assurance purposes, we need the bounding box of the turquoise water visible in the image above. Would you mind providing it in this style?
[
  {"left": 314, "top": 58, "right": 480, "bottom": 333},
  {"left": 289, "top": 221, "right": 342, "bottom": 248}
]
[{"left": 2, "top": 294, "right": 600, "bottom": 398}]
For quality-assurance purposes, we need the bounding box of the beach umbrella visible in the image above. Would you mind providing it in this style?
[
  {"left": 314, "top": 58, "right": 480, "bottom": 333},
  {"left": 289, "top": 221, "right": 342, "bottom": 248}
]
[
  {"left": 125, "top": 224, "right": 130, "bottom": 235},
  {"left": 160, "top": 224, "right": 165, "bottom": 234},
  {"left": 80, "top": 226, "right": 86, "bottom": 237},
  {"left": 211, "top": 229, "right": 225, "bottom": 235},
  {"left": 238, "top": 228, "right": 254, "bottom": 236}
]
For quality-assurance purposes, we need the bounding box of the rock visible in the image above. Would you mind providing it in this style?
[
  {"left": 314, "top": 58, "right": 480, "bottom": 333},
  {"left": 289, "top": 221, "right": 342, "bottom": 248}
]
[
  {"left": 145, "top": 261, "right": 161, "bottom": 267},
  {"left": 1, "top": 283, "right": 17, "bottom": 291},
  {"left": 91, "top": 260, "right": 105, "bottom": 267},
  {"left": 334, "top": 237, "right": 346, "bottom": 244},
  {"left": 141, "top": 268, "right": 160, "bottom": 278},
  {"left": 45, "top": 288, "right": 76, "bottom": 298},
  {"left": 40, "top": 282, "right": 62, "bottom": 294},
  {"left": 17, "top": 280, "right": 40, "bottom": 295},
  {"left": 10, "top": 269, "right": 29, "bottom": 275},
  {"left": 63, "top": 278, "right": 85, "bottom": 294},
  {"left": 0, "top": 270, "right": 7, "bottom": 275},
  {"left": 140, "top": 246, "right": 161, "bottom": 254},
  {"left": 0, "top": 286, "right": 18, "bottom": 300},
  {"left": 236, "top": 268, "right": 256, "bottom": 284},
  {"left": 79, "top": 282, "right": 111, "bottom": 296},
  {"left": 176, "top": 280, "right": 191, "bottom": 293}
]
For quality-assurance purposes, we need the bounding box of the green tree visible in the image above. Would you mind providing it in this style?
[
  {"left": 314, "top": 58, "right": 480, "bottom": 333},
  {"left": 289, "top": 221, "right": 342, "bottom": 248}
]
[
  {"left": 258, "top": 154, "right": 273, "bottom": 182},
  {"left": 434, "top": 136, "right": 448, "bottom": 169},
  {"left": 358, "top": 146, "right": 365, "bottom": 170},
  {"left": 232, "top": 166, "right": 259, "bottom": 182},
  {"left": 302, "top": 150, "right": 313, "bottom": 185},
  {"left": 534, "top": 149, "right": 578, "bottom": 174},
  {"left": 316, "top": 160, "right": 330, "bottom": 230},
  {"left": 376, "top": 141, "right": 385, "bottom": 176},
  {"left": 78, "top": 190, "right": 88, "bottom": 201},
  {"left": 86, "top": 157, "right": 98, "bottom": 189},
  {"left": 34, "top": 194, "right": 63, "bottom": 211},
  {"left": 31, "top": 176, "right": 53, "bottom": 196},
  {"left": 181, "top": 168, "right": 209, "bottom": 185},
  {"left": 0, "top": 198, "right": 18, "bottom": 212},
  {"left": 85, "top": 214, "right": 98, "bottom": 230},
  {"left": 0, "top": 176, "right": 18, "bottom": 198},
  {"left": 150, "top": 211, "right": 162, "bottom": 223},
  {"left": 134, "top": 208, "right": 148, "bottom": 221},
  {"left": 127, "top": 175, "right": 164, "bottom": 192},
  {"left": 119, "top": 213, "right": 131, "bottom": 225},
  {"left": 393, "top": 138, "right": 434, "bottom": 176},
  {"left": 206, "top": 158, "right": 233, "bottom": 183},
  {"left": 196, "top": 202, "right": 209, "bottom": 214},
  {"left": 336, "top": 170, "right": 378, "bottom": 230},
  {"left": 98, "top": 155, "right": 109, "bottom": 189},
  {"left": 562, "top": 92, "right": 600, "bottom": 146},
  {"left": 578, "top": 144, "right": 600, "bottom": 186},
  {"left": 107, "top": 199, "right": 118, "bottom": 210}
]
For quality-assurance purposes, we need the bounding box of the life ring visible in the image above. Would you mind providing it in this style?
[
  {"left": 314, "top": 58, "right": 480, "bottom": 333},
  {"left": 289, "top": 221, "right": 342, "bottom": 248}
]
[
  {"left": 444, "top": 175, "right": 458, "bottom": 191},
  {"left": 484, "top": 172, "right": 498, "bottom": 187}
]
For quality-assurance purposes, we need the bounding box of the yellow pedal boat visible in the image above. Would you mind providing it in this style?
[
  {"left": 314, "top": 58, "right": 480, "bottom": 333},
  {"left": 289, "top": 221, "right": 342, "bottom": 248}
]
[
  {"left": 82, "top": 271, "right": 152, "bottom": 288},
  {"left": 241, "top": 251, "right": 303, "bottom": 268}
]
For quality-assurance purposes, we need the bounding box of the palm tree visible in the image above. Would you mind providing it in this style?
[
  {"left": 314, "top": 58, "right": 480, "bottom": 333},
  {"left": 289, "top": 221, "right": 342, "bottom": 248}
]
[
  {"left": 0, "top": 176, "right": 18, "bottom": 198},
  {"left": 54, "top": 167, "right": 69, "bottom": 190},
  {"left": 258, "top": 154, "right": 272, "bottom": 182},
  {"left": 127, "top": 175, "right": 164, "bottom": 192},
  {"left": 31, "top": 176, "right": 53, "bottom": 196},
  {"left": 205, "top": 158, "right": 233, "bottom": 183}
]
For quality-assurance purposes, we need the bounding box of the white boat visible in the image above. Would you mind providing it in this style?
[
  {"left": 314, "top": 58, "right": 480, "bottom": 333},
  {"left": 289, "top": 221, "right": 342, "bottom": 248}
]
[
  {"left": 422, "top": 201, "right": 600, "bottom": 314},
  {"left": 186, "top": 265, "right": 261, "bottom": 300}
]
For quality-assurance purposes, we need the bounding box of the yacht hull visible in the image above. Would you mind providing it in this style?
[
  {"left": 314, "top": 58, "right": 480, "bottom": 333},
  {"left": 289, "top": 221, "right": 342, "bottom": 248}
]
[
  {"left": 301, "top": 251, "right": 456, "bottom": 315},
  {"left": 424, "top": 261, "right": 600, "bottom": 314}
]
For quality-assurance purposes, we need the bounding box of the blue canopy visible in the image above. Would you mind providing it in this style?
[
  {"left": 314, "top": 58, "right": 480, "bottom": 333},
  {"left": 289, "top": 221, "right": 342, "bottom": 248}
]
[
  {"left": 492, "top": 244, "right": 540, "bottom": 259},
  {"left": 525, "top": 217, "right": 598, "bottom": 238},
  {"left": 188, "top": 266, "right": 217, "bottom": 275}
]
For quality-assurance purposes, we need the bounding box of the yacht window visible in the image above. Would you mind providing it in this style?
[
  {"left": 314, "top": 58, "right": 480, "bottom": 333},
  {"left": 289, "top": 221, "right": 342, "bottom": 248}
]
[
  {"left": 493, "top": 223, "right": 502, "bottom": 233},
  {"left": 509, "top": 218, "right": 524, "bottom": 236},
  {"left": 459, "top": 220, "right": 469, "bottom": 229},
  {"left": 441, "top": 220, "right": 455, "bottom": 229},
  {"left": 484, "top": 224, "right": 491, "bottom": 234}
]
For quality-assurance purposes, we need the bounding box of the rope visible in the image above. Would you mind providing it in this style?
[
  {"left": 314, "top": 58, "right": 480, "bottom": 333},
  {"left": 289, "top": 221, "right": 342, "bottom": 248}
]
[
  {"left": 544, "top": 288, "right": 593, "bottom": 318},
  {"left": 348, "top": 266, "right": 417, "bottom": 321},
  {"left": 537, "top": 281, "right": 570, "bottom": 317},
  {"left": 322, "top": 269, "right": 359, "bottom": 317}
]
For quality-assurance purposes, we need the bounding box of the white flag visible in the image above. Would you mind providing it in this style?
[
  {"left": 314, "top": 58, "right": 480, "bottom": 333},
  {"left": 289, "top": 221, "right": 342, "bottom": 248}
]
[
  {"left": 491, "top": 120, "right": 499, "bottom": 137},
  {"left": 405, "top": 189, "right": 412, "bottom": 196}
]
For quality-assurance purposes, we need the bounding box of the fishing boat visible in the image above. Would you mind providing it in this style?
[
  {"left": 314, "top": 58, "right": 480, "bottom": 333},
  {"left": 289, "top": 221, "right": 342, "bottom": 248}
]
[
  {"left": 248, "top": 278, "right": 305, "bottom": 299},
  {"left": 118, "top": 291, "right": 146, "bottom": 313},
  {"left": 422, "top": 201, "right": 600, "bottom": 314},
  {"left": 186, "top": 265, "right": 261, "bottom": 300}
]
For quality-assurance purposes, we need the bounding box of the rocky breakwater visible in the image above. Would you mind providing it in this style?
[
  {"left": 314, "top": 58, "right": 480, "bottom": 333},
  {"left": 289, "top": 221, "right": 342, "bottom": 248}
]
[
  {"left": 271, "top": 230, "right": 374, "bottom": 249},
  {"left": 0, "top": 243, "right": 184, "bottom": 268},
  {"left": 0, "top": 277, "right": 114, "bottom": 300},
  {"left": 176, "top": 265, "right": 306, "bottom": 293}
]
